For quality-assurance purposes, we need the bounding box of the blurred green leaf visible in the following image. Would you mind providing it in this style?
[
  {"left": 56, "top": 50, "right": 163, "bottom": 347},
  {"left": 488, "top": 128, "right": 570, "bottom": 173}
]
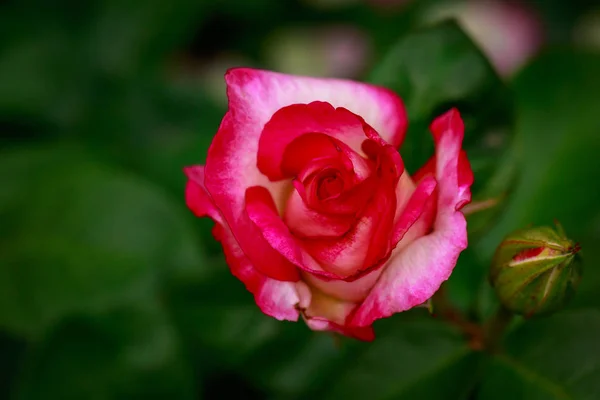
[
  {"left": 167, "top": 265, "right": 288, "bottom": 369},
  {"left": 0, "top": 332, "right": 26, "bottom": 399},
  {"left": 13, "top": 299, "right": 196, "bottom": 400},
  {"left": 0, "top": 28, "right": 80, "bottom": 124},
  {"left": 122, "top": 76, "right": 224, "bottom": 196},
  {"left": 86, "top": 0, "right": 209, "bottom": 77},
  {"left": 245, "top": 327, "right": 341, "bottom": 398},
  {"left": 479, "top": 50, "right": 600, "bottom": 244},
  {"left": 319, "top": 311, "right": 479, "bottom": 400},
  {"left": 0, "top": 145, "right": 205, "bottom": 337},
  {"left": 166, "top": 260, "right": 337, "bottom": 397},
  {"left": 0, "top": 0, "right": 211, "bottom": 132},
  {"left": 369, "top": 20, "right": 513, "bottom": 170},
  {"left": 476, "top": 50, "right": 600, "bottom": 307},
  {"left": 479, "top": 309, "right": 600, "bottom": 399}
]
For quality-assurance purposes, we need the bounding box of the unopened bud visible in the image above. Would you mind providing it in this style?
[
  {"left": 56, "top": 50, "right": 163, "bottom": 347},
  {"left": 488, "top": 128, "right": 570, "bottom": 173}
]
[{"left": 490, "top": 224, "right": 582, "bottom": 317}]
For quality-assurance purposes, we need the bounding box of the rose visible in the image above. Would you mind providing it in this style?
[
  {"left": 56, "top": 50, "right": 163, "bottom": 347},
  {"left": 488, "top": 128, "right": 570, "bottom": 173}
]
[{"left": 185, "top": 68, "right": 473, "bottom": 341}]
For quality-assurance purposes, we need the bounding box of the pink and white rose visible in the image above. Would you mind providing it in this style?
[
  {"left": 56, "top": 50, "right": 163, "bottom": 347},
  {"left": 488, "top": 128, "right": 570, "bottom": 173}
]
[{"left": 185, "top": 68, "right": 473, "bottom": 341}]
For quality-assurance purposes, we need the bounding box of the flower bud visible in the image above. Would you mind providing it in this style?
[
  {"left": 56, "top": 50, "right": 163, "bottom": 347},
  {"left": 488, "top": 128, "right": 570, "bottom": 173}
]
[{"left": 490, "top": 224, "right": 582, "bottom": 317}]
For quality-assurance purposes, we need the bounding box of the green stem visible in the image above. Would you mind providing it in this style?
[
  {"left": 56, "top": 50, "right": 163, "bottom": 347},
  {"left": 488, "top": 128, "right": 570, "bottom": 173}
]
[
  {"left": 484, "top": 305, "right": 514, "bottom": 353},
  {"left": 432, "top": 285, "right": 484, "bottom": 350}
]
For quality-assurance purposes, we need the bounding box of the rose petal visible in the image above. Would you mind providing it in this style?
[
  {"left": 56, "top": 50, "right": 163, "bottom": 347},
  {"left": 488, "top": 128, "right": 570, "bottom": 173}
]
[
  {"left": 215, "top": 223, "right": 303, "bottom": 321},
  {"left": 303, "top": 289, "right": 375, "bottom": 341},
  {"left": 300, "top": 175, "right": 436, "bottom": 305},
  {"left": 300, "top": 142, "right": 403, "bottom": 276},
  {"left": 281, "top": 131, "right": 353, "bottom": 179},
  {"left": 226, "top": 67, "right": 407, "bottom": 154},
  {"left": 350, "top": 109, "right": 472, "bottom": 327},
  {"left": 302, "top": 268, "right": 382, "bottom": 303},
  {"left": 411, "top": 150, "right": 473, "bottom": 209},
  {"left": 204, "top": 113, "right": 300, "bottom": 282},
  {"left": 285, "top": 190, "right": 355, "bottom": 238},
  {"left": 392, "top": 171, "right": 417, "bottom": 221},
  {"left": 298, "top": 175, "right": 378, "bottom": 216},
  {"left": 259, "top": 102, "right": 371, "bottom": 180},
  {"left": 329, "top": 175, "right": 436, "bottom": 286},
  {"left": 184, "top": 165, "right": 222, "bottom": 223},
  {"left": 285, "top": 132, "right": 372, "bottom": 183},
  {"left": 302, "top": 183, "right": 396, "bottom": 277},
  {"left": 391, "top": 176, "right": 437, "bottom": 244},
  {"left": 245, "top": 185, "right": 340, "bottom": 279},
  {"left": 184, "top": 166, "right": 303, "bottom": 320},
  {"left": 455, "top": 150, "right": 474, "bottom": 209}
]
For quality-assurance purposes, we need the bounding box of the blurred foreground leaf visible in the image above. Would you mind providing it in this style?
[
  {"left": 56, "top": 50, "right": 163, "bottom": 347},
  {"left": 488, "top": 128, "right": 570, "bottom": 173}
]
[
  {"left": 167, "top": 265, "right": 287, "bottom": 369},
  {"left": 243, "top": 326, "right": 340, "bottom": 398},
  {"left": 0, "top": 145, "right": 205, "bottom": 337},
  {"left": 13, "top": 300, "right": 196, "bottom": 400},
  {"left": 320, "top": 311, "right": 479, "bottom": 400},
  {"left": 479, "top": 309, "right": 600, "bottom": 399}
]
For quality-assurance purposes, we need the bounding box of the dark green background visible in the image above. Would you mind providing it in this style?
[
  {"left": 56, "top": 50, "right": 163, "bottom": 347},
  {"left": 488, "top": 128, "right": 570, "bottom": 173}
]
[{"left": 2, "top": 0, "right": 600, "bottom": 398}]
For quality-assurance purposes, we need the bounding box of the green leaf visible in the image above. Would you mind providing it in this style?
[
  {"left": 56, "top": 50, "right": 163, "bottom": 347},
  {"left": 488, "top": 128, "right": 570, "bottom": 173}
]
[
  {"left": 0, "top": 331, "right": 26, "bottom": 399},
  {"left": 0, "top": 28, "right": 80, "bottom": 124},
  {"left": 122, "top": 76, "right": 225, "bottom": 198},
  {"left": 167, "top": 260, "right": 342, "bottom": 397},
  {"left": 0, "top": 145, "right": 205, "bottom": 337},
  {"left": 319, "top": 311, "right": 479, "bottom": 400},
  {"left": 13, "top": 299, "right": 196, "bottom": 400},
  {"left": 245, "top": 328, "right": 341, "bottom": 398},
  {"left": 85, "top": 0, "right": 209, "bottom": 76},
  {"left": 479, "top": 309, "right": 600, "bottom": 399},
  {"left": 167, "top": 264, "right": 288, "bottom": 369},
  {"left": 369, "top": 20, "right": 512, "bottom": 168}
]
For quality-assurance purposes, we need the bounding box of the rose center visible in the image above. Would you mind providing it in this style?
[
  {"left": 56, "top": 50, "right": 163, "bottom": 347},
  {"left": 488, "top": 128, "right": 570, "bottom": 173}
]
[{"left": 317, "top": 172, "right": 344, "bottom": 200}]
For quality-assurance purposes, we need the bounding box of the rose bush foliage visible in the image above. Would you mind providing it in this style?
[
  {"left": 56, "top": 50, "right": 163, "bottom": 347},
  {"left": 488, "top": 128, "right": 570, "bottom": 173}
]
[{"left": 185, "top": 68, "right": 473, "bottom": 340}]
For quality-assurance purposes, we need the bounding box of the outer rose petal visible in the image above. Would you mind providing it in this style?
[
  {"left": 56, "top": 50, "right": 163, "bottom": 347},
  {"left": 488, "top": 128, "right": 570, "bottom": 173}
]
[
  {"left": 225, "top": 68, "right": 407, "bottom": 149},
  {"left": 391, "top": 176, "right": 437, "bottom": 244},
  {"left": 351, "top": 109, "right": 472, "bottom": 327},
  {"left": 412, "top": 150, "right": 473, "bottom": 209},
  {"left": 204, "top": 113, "right": 300, "bottom": 282},
  {"left": 214, "top": 224, "right": 304, "bottom": 321},
  {"left": 184, "top": 165, "right": 222, "bottom": 223},
  {"left": 184, "top": 166, "right": 302, "bottom": 321}
]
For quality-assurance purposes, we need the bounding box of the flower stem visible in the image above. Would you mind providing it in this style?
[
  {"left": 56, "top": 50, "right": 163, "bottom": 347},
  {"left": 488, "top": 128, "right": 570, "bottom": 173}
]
[
  {"left": 431, "top": 285, "right": 484, "bottom": 350},
  {"left": 483, "top": 305, "right": 514, "bottom": 353}
]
